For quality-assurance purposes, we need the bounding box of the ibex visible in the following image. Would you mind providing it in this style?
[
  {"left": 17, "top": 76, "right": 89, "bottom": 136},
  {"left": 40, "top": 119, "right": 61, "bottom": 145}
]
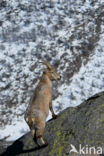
[{"left": 24, "top": 61, "right": 61, "bottom": 146}]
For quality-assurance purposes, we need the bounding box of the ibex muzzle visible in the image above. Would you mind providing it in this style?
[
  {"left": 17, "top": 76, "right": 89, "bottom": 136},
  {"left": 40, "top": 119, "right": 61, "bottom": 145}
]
[{"left": 24, "top": 60, "right": 60, "bottom": 146}]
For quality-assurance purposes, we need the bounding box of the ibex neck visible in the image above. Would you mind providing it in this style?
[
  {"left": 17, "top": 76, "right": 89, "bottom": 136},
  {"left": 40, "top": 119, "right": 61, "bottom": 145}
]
[{"left": 40, "top": 74, "right": 52, "bottom": 88}]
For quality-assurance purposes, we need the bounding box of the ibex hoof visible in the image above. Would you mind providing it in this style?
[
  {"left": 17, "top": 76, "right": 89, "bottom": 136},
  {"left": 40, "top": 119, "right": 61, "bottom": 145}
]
[
  {"left": 42, "top": 141, "right": 48, "bottom": 147},
  {"left": 53, "top": 114, "right": 57, "bottom": 119},
  {"left": 36, "top": 138, "right": 48, "bottom": 147},
  {"left": 44, "top": 141, "right": 48, "bottom": 146},
  {"left": 37, "top": 141, "right": 48, "bottom": 148}
]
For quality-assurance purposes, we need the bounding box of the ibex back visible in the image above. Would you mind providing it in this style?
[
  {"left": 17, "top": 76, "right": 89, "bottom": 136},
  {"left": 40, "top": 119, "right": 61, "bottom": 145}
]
[{"left": 24, "top": 61, "right": 60, "bottom": 146}]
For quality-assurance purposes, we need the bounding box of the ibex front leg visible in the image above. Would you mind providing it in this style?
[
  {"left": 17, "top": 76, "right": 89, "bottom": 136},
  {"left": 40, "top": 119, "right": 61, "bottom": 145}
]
[{"left": 49, "top": 101, "right": 57, "bottom": 119}]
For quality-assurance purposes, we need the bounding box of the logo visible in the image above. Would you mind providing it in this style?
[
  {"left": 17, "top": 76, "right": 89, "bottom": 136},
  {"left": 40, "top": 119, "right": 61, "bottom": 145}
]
[{"left": 70, "top": 144, "right": 102, "bottom": 155}]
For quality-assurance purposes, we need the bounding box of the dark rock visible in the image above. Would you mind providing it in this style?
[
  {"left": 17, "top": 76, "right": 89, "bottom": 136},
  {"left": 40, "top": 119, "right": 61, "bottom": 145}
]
[
  {"left": 0, "top": 0, "right": 7, "bottom": 8},
  {"left": 1, "top": 92, "right": 104, "bottom": 156},
  {"left": 0, "top": 20, "right": 3, "bottom": 27}
]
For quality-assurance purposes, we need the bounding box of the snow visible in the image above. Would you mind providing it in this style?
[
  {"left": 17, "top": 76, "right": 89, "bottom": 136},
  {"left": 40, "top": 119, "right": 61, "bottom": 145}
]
[
  {"left": 0, "top": 0, "right": 104, "bottom": 141},
  {"left": 1, "top": 119, "right": 29, "bottom": 141},
  {"left": 55, "top": 35, "right": 104, "bottom": 110}
]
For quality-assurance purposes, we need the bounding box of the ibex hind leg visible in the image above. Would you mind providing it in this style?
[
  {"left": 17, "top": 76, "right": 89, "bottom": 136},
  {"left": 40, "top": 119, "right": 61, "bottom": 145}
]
[
  {"left": 36, "top": 124, "right": 48, "bottom": 147},
  {"left": 26, "top": 117, "right": 38, "bottom": 145},
  {"left": 31, "top": 129, "right": 38, "bottom": 145}
]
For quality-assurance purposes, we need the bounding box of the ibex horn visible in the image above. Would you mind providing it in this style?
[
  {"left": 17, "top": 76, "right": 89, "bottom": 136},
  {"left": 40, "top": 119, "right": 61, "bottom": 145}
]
[{"left": 40, "top": 60, "right": 52, "bottom": 69}]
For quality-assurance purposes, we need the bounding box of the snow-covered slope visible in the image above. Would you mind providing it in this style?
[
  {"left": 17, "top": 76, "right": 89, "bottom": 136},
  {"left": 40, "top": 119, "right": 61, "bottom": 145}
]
[{"left": 0, "top": 0, "right": 104, "bottom": 141}]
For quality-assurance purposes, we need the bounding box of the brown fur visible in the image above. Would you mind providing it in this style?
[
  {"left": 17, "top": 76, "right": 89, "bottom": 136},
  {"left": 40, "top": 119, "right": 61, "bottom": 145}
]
[{"left": 24, "top": 61, "right": 60, "bottom": 146}]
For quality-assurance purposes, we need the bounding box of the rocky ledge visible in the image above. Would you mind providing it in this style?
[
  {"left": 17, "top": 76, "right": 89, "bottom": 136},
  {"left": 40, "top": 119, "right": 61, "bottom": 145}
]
[{"left": 1, "top": 92, "right": 104, "bottom": 156}]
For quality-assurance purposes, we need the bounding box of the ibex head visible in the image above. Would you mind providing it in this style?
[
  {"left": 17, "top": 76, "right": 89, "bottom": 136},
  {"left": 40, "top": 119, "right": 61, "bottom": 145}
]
[{"left": 41, "top": 60, "right": 61, "bottom": 81}]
